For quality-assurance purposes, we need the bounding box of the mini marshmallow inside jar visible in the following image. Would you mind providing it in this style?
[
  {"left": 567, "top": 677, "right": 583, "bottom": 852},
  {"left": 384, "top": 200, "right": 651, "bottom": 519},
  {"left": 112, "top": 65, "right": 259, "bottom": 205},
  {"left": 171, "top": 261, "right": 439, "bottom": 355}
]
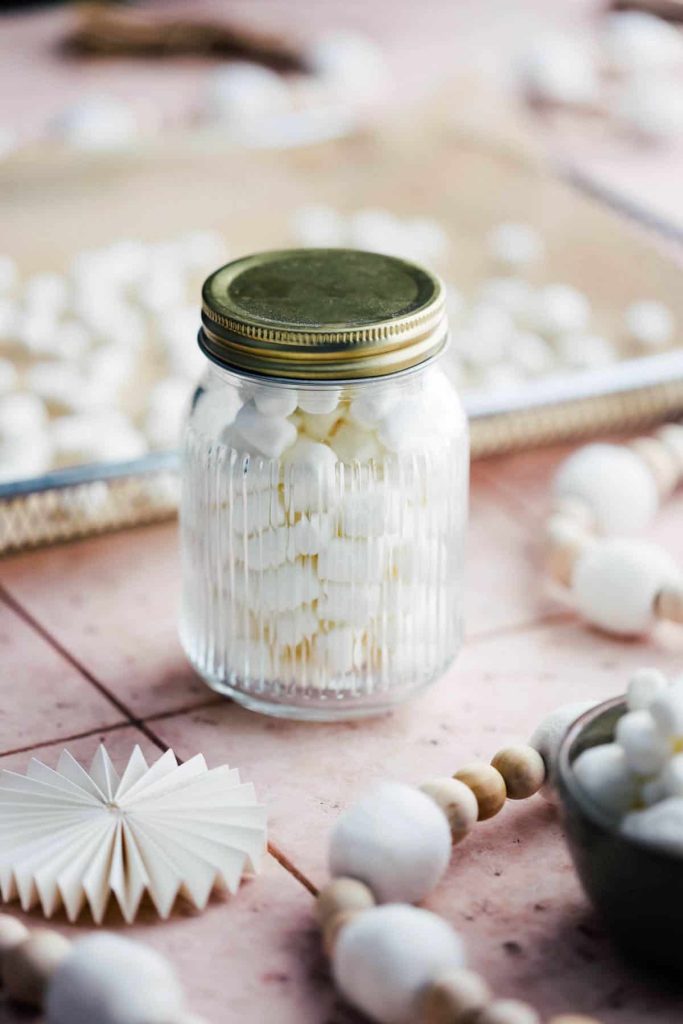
[{"left": 180, "top": 248, "right": 468, "bottom": 719}]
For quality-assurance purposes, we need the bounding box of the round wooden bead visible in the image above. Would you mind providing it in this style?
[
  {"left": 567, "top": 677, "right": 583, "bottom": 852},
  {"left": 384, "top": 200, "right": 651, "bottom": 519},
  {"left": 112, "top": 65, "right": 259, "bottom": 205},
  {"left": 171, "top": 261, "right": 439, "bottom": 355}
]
[
  {"left": 544, "top": 516, "right": 592, "bottom": 587},
  {"left": 418, "top": 967, "right": 491, "bottom": 1024},
  {"left": 572, "top": 539, "right": 679, "bottom": 635},
  {"left": 491, "top": 745, "right": 546, "bottom": 800},
  {"left": 0, "top": 915, "right": 29, "bottom": 963},
  {"left": 474, "top": 999, "right": 541, "bottom": 1024},
  {"left": 3, "top": 930, "right": 71, "bottom": 1008},
  {"left": 333, "top": 905, "right": 465, "bottom": 1024},
  {"left": 655, "top": 581, "right": 683, "bottom": 624},
  {"left": 656, "top": 423, "right": 683, "bottom": 472},
  {"left": 329, "top": 782, "right": 452, "bottom": 903},
  {"left": 323, "top": 910, "right": 359, "bottom": 956},
  {"left": 553, "top": 443, "right": 659, "bottom": 535},
  {"left": 419, "top": 778, "right": 479, "bottom": 843},
  {"left": 45, "top": 934, "right": 185, "bottom": 1024},
  {"left": 628, "top": 436, "right": 679, "bottom": 498},
  {"left": 453, "top": 763, "right": 506, "bottom": 821},
  {"left": 316, "top": 877, "right": 375, "bottom": 926}
]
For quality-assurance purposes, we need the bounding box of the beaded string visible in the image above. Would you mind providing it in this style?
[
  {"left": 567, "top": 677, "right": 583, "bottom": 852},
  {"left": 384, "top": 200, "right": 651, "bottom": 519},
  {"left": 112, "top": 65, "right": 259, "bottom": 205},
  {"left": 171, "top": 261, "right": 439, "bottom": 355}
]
[
  {"left": 315, "top": 701, "right": 603, "bottom": 1024},
  {"left": 544, "top": 425, "right": 683, "bottom": 637}
]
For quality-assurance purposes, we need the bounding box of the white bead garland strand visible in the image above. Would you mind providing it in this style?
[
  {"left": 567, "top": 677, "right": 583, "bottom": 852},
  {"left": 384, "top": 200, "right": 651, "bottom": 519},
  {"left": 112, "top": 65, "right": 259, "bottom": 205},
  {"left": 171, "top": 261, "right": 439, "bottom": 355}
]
[
  {"left": 545, "top": 429, "right": 683, "bottom": 636},
  {"left": 319, "top": 701, "right": 608, "bottom": 1024}
]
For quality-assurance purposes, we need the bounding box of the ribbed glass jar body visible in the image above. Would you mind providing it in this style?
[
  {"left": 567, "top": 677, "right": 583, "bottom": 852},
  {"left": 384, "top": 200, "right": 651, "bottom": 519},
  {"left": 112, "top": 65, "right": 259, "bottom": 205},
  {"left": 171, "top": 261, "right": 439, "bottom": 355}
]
[{"left": 180, "top": 358, "right": 468, "bottom": 720}]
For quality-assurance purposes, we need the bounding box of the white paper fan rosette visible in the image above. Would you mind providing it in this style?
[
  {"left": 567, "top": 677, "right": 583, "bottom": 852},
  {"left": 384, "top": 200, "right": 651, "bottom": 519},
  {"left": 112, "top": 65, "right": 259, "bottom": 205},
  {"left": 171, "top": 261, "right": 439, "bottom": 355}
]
[{"left": 0, "top": 745, "right": 267, "bottom": 924}]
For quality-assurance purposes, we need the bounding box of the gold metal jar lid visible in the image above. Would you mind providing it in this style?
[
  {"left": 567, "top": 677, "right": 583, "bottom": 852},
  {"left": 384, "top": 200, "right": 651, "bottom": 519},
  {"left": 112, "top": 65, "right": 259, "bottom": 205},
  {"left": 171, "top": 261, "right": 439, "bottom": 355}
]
[{"left": 199, "top": 248, "right": 447, "bottom": 381}]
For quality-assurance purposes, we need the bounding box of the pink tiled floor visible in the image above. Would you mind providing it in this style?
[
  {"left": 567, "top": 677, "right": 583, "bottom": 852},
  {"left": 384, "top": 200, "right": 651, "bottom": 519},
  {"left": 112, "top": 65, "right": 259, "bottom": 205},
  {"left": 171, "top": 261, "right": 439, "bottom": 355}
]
[{"left": 1, "top": 446, "right": 682, "bottom": 1022}]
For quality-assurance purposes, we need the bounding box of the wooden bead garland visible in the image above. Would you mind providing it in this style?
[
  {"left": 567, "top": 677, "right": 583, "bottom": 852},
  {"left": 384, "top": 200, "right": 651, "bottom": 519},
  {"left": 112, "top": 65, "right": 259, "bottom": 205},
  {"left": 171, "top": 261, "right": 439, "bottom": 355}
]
[
  {"left": 319, "top": 705, "right": 606, "bottom": 1024},
  {"left": 545, "top": 430, "right": 683, "bottom": 637}
]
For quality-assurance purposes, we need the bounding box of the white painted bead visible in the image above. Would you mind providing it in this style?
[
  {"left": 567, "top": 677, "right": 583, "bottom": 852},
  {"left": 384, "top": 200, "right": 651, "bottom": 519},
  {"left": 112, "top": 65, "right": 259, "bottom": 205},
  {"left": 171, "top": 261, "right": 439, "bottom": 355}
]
[
  {"left": 333, "top": 905, "right": 464, "bottom": 1024},
  {"left": 621, "top": 798, "right": 683, "bottom": 856},
  {"left": 627, "top": 667, "right": 669, "bottom": 711},
  {"left": 253, "top": 386, "right": 298, "bottom": 418},
  {"left": 234, "top": 401, "right": 297, "bottom": 459},
  {"left": 282, "top": 437, "right": 338, "bottom": 512},
  {"left": 573, "top": 743, "right": 637, "bottom": 817},
  {"left": 529, "top": 700, "right": 598, "bottom": 792},
  {"left": 144, "top": 377, "right": 190, "bottom": 450},
  {"left": 0, "top": 915, "right": 29, "bottom": 961},
  {"left": 572, "top": 539, "right": 678, "bottom": 635},
  {"left": 329, "top": 782, "right": 452, "bottom": 903},
  {"left": 330, "top": 422, "right": 384, "bottom": 463},
  {"left": 45, "top": 934, "right": 185, "bottom": 1024},
  {"left": 318, "top": 538, "right": 388, "bottom": 583},
  {"left": 624, "top": 301, "right": 675, "bottom": 348},
  {"left": 297, "top": 389, "right": 342, "bottom": 415},
  {"left": 487, "top": 222, "right": 544, "bottom": 269},
  {"left": 615, "top": 709, "right": 669, "bottom": 776},
  {"left": 533, "top": 284, "right": 591, "bottom": 337},
  {"left": 290, "top": 204, "right": 346, "bottom": 248},
  {"left": 650, "top": 681, "right": 683, "bottom": 740},
  {"left": 317, "top": 626, "right": 365, "bottom": 674},
  {"left": 51, "top": 95, "right": 139, "bottom": 151},
  {"left": 603, "top": 12, "right": 683, "bottom": 72},
  {"left": 203, "top": 63, "right": 290, "bottom": 124},
  {"left": 553, "top": 444, "right": 659, "bottom": 535},
  {"left": 517, "top": 36, "right": 600, "bottom": 107}
]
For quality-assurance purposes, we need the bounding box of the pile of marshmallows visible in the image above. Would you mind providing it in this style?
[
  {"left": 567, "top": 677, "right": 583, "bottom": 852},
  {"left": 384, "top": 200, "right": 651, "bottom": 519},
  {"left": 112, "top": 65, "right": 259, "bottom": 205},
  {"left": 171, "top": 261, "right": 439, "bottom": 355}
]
[
  {"left": 0, "top": 231, "right": 225, "bottom": 482},
  {"left": 0, "top": 920, "right": 205, "bottom": 1024},
  {"left": 518, "top": 11, "right": 683, "bottom": 143},
  {"left": 575, "top": 668, "right": 683, "bottom": 853},
  {"left": 314, "top": 698, "right": 599, "bottom": 1024},
  {"left": 190, "top": 368, "right": 461, "bottom": 680},
  {"left": 291, "top": 205, "right": 676, "bottom": 397}
]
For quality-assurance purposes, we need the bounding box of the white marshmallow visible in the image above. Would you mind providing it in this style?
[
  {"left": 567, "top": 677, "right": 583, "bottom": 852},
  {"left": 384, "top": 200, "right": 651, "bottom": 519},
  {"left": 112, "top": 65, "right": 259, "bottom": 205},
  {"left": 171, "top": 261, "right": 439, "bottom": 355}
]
[
  {"left": 52, "top": 94, "right": 139, "bottom": 151},
  {"left": 478, "top": 277, "right": 535, "bottom": 320},
  {"left": 405, "top": 216, "right": 450, "bottom": 264},
  {"left": 573, "top": 743, "right": 637, "bottom": 817},
  {"left": 621, "top": 798, "right": 683, "bottom": 857},
  {"left": 282, "top": 437, "right": 338, "bottom": 513},
  {"left": 203, "top": 63, "right": 290, "bottom": 124},
  {"left": 253, "top": 386, "right": 298, "bottom": 418},
  {"left": 234, "top": 401, "right": 297, "bottom": 459},
  {"left": 661, "top": 754, "right": 683, "bottom": 798},
  {"left": 333, "top": 905, "right": 464, "bottom": 1024},
  {"left": 271, "top": 606, "right": 317, "bottom": 648},
  {"left": 235, "top": 562, "right": 320, "bottom": 614},
  {"left": 237, "top": 526, "right": 289, "bottom": 571},
  {"left": 178, "top": 229, "right": 227, "bottom": 273},
  {"left": 349, "top": 390, "right": 399, "bottom": 429},
  {"left": 288, "top": 513, "right": 333, "bottom": 557},
  {"left": 0, "top": 392, "right": 48, "bottom": 437},
  {"left": 144, "top": 377, "right": 190, "bottom": 449},
  {"left": 529, "top": 699, "right": 598, "bottom": 791},
  {"left": 228, "top": 489, "right": 285, "bottom": 535},
  {"left": 603, "top": 12, "right": 683, "bottom": 72},
  {"left": 338, "top": 490, "right": 400, "bottom": 539},
  {"left": 517, "top": 36, "right": 600, "bottom": 107},
  {"left": 0, "top": 435, "right": 52, "bottom": 482},
  {"left": 624, "top": 301, "right": 675, "bottom": 348},
  {"left": 572, "top": 540, "right": 678, "bottom": 636},
  {"left": 553, "top": 443, "right": 659, "bottom": 534},
  {"left": 0, "top": 358, "right": 18, "bottom": 394},
  {"left": 487, "top": 222, "right": 544, "bottom": 269},
  {"left": 318, "top": 537, "right": 388, "bottom": 583},
  {"left": 319, "top": 582, "right": 382, "bottom": 626},
  {"left": 297, "top": 388, "right": 341, "bottom": 415},
  {"left": 616, "top": 709, "right": 669, "bottom": 776},
  {"left": 309, "top": 32, "right": 391, "bottom": 104},
  {"left": 627, "top": 668, "right": 669, "bottom": 711},
  {"left": 329, "top": 782, "right": 452, "bottom": 903},
  {"left": 53, "top": 321, "right": 92, "bottom": 360},
  {"left": 52, "top": 412, "right": 147, "bottom": 466},
  {"left": 348, "top": 208, "right": 406, "bottom": 257},
  {"left": 511, "top": 331, "right": 555, "bottom": 376},
  {"left": 45, "top": 933, "right": 185, "bottom": 1024},
  {"left": 0, "top": 256, "right": 17, "bottom": 294},
  {"left": 317, "top": 626, "right": 365, "bottom": 674},
  {"left": 192, "top": 386, "right": 240, "bottom": 438},
  {"left": 0, "top": 298, "right": 18, "bottom": 342},
  {"left": 330, "top": 422, "right": 384, "bottom": 463},
  {"left": 555, "top": 333, "right": 616, "bottom": 370},
  {"left": 533, "top": 284, "right": 591, "bottom": 337},
  {"left": 290, "top": 205, "right": 345, "bottom": 248},
  {"left": 227, "top": 637, "right": 275, "bottom": 681},
  {"left": 377, "top": 397, "right": 433, "bottom": 453},
  {"left": 650, "top": 681, "right": 683, "bottom": 740},
  {"left": 25, "top": 363, "right": 91, "bottom": 415},
  {"left": 23, "top": 272, "right": 69, "bottom": 315}
]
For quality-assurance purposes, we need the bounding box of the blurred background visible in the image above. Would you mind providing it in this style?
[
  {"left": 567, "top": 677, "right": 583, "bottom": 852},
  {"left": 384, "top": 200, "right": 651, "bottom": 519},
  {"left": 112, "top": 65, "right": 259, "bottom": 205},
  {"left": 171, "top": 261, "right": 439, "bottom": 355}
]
[{"left": 1, "top": 0, "right": 682, "bottom": 547}]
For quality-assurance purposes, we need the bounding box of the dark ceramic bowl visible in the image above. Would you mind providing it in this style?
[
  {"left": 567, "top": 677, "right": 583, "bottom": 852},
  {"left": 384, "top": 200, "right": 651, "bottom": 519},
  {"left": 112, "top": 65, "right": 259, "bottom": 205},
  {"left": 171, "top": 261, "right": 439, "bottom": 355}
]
[{"left": 557, "top": 696, "right": 683, "bottom": 976}]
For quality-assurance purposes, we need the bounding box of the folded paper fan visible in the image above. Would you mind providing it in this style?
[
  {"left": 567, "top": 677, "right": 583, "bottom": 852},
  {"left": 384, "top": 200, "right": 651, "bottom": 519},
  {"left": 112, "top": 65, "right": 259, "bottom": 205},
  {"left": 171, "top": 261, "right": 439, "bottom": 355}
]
[{"left": 0, "top": 745, "right": 267, "bottom": 924}]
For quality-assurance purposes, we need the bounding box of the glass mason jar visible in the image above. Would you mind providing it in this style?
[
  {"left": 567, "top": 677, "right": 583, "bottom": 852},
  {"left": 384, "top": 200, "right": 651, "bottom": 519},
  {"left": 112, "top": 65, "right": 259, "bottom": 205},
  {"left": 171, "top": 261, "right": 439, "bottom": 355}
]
[{"left": 180, "top": 249, "right": 468, "bottom": 720}]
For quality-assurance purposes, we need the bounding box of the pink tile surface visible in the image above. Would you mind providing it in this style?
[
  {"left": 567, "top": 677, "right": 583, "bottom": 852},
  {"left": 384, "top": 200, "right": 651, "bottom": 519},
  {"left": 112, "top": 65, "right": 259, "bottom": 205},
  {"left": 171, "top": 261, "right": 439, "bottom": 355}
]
[
  {"left": 0, "top": 595, "right": 124, "bottom": 752},
  {"left": 0, "top": 524, "right": 208, "bottom": 719}
]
